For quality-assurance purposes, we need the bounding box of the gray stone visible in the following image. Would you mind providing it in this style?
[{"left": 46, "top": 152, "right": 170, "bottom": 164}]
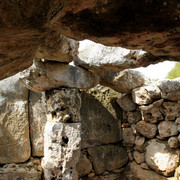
[
  {"left": 132, "top": 85, "right": 161, "bottom": 105},
  {"left": 158, "top": 121, "right": 178, "bottom": 138},
  {"left": 77, "top": 152, "right": 92, "bottom": 177},
  {"left": 0, "top": 159, "right": 42, "bottom": 180},
  {"left": 135, "top": 121, "right": 157, "bottom": 138},
  {"left": 140, "top": 99, "right": 164, "bottom": 123},
  {"left": 134, "top": 135, "right": 145, "bottom": 152},
  {"left": 122, "top": 128, "right": 135, "bottom": 148},
  {"left": 20, "top": 60, "right": 99, "bottom": 92},
  {"left": 168, "top": 137, "right": 179, "bottom": 149},
  {"left": 145, "top": 139, "right": 179, "bottom": 176},
  {"left": 158, "top": 79, "right": 180, "bottom": 101},
  {"left": 0, "top": 73, "right": 30, "bottom": 164},
  {"left": 29, "top": 91, "right": 47, "bottom": 157},
  {"left": 133, "top": 151, "right": 144, "bottom": 164},
  {"left": 117, "top": 94, "right": 136, "bottom": 112},
  {"left": 127, "top": 111, "right": 141, "bottom": 124},
  {"left": 88, "top": 145, "right": 128, "bottom": 175}
]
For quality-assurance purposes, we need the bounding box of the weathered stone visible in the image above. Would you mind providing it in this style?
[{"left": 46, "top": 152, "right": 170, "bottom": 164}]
[
  {"left": 88, "top": 145, "right": 128, "bottom": 175},
  {"left": 0, "top": 74, "right": 30, "bottom": 164},
  {"left": 132, "top": 85, "right": 161, "bottom": 105},
  {"left": 0, "top": 158, "right": 42, "bottom": 180},
  {"left": 145, "top": 139, "right": 179, "bottom": 176},
  {"left": 131, "top": 124, "right": 137, "bottom": 135},
  {"left": 99, "top": 69, "right": 147, "bottom": 93},
  {"left": 20, "top": 60, "right": 99, "bottom": 92},
  {"left": 117, "top": 94, "right": 136, "bottom": 112},
  {"left": 163, "top": 101, "right": 180, "bottom": 121},
  {"left": 77, "top": 152, "right": 92, "bottom": 177},
  {"left": 122, "top": 128, "right": 135, "bottom": 148},
  {"left": 168, "top": 137, "right": 179, "bottom": 149},
  {"left": 140, "top": 99, "right": 164, "bottom": 123},
  {"left": 140, "top": 163, "right": 149, "bottom": 170},
  {"left": 158, "top": 80, "right": 180, "bottom": 101},
  {"left": 86, "top": 173, "right": 122, "bottom": 180},
  {"left": 80, "top": 86, "right": 121, "bottom": 148},
  {"left": 175, "top": 117, "right": 180, "bottom": 125},
  {"left": 36, "top": 32, "right": 79, "bottom": 63},
  {"left": 126, "top": 111, "right": 141, "bottom": 125},
  {"left": 75, "top": 39, "right": 146, "bottom": 72},
  {"left": 134, "top": 135, "right": 145, "bottom": 152},
  {"left": 133, "top": 151, "right": 144, "bottom": 164},
  {"left": 158, "top": 121, "right": 178, "bottom": 138},
  {"left": 135, "top": 121, "right": 157, "bottom": 138},
  {"left": 29, "top": 91, "right": 47, "bottom": 157}
]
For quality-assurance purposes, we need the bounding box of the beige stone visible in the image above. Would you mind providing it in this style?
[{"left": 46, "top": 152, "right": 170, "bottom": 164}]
[
  {"left": 158, "top": 121, "right": 178, "bottom": 138},
  {"left": 0, "top": 74, "right": 30, "bottom": 164},
  {"left": 122, "top": 128, "right": 135, "bottom": 148},
  {"left": 88, "top": 145, "right": 128, "bottom": 175},
  {"left": 168, "top": 137, "right": 179, "bottom": 149},
  {"left": 145, "top": 139, "right": 179, "bottom": 176},
  {"left": 133, "top": 151, "right": 144, "bottom": 164},
  {"left": 132, "top": 85, "right": 161, "bottom": 105},
  {"left": 134, "top": 135, "right": 145, "bottom": 152},
  {"left": 135, "top": 121, "right": 157, "bottom": 138},
  {"left": 140, "top": 163, "right": 149, "bottom": 170}
]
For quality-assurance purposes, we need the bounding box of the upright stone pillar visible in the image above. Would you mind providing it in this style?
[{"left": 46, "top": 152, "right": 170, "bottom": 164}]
[{"left": 44, "top": 88, "right": 81, "bottom": 180}]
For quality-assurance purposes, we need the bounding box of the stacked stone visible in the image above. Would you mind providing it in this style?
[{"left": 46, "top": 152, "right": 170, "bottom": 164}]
[{"left": 117, "top": 79, "right": 180, "bottom": 178}]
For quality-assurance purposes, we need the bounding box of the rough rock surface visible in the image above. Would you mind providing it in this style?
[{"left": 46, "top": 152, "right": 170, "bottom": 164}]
[
  {"left": 132, "top": 85, "right": 161, "bottom": 105},
  {"left": 135, "top": 121, "right": 157, "bottom": 138},
  {"left": 80, "top": 86, "right": 121, "bottom": 148},
  {"left": 122, "top": 128, "right": 135, "bottom": 148},
  {"left": 0, "top": 74, "right": 30, "bottom": 164},
  {"left": 117, "top": 94, "right": 136, "bottom": 112},
  {"left": 168, "top": 137, "right": 179, "bottom": 149},
  {"left": 134, "top": 135, "right": 145, "bottom": 152},
  {"left": 140, "top": 99, "right": 164, "bottom": 123},
  {"left": 127, "top": 111, "right": 141, "bottom": 124},
  {"left": 158, "top": 80, "right": 180, "bottom": 101},
  {"left": 29, "top": 91, "right": 47, "bottom": 157},
  {"left": 145, "top": 139, "right": 179, "bottom": 176},
  {"left": 88, "top": 145, "right": 128, "bottom": 175},
  {"left": 133, "top": 151, "right": 144, "bottom": 164},
  {"left": 99, "top": 69, "right": 146, "bottom": 93},
  {"left": 0, "top": 159, "right": 42, "bottom": 180},
  {"left": 158, "top": 121, "right": 178, "bottom": 138},
  {"left": 20, "top": 60, "right": 99, "bottom": 92}
]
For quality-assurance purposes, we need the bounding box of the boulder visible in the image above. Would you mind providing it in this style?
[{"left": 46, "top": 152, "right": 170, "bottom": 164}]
[
  {"left": 158, "top": 121, "right": 178, "bottom": 138},
  {"left": 158, "top": 80, "right": 180, "bottom": 101},
  {"left": 20, "top": 60, "right": 99, "bottom": 92},
  {"left": 0, "top": 159, "right": 42, "bottom": 180},
  {"left": 122, "top": 128, "right": 135, "bottom": 148},
  {"left": 29, "top": 91, "right": 47, "bottom": 157},
  {"left": 133, "top": 151, "right": 144, "bottom": 164},
  {"left": 140, "top": 99, "right": 164, "bottom": 123},
  {"left": 88, "top": 145, "right": 128, "bottom": 175},
  {"left": 132, "top": 85, "right": 161, "bottom": 105},
  {"left": 145, "top": 139, "right": 179, "bottom": 176},
  {"left": 168, "top": 137, "right": 179, "bottom": 149},
  {"left": 117, "top": 94, "right": 136, "bottom": 112},
  {"left": 99, "top": 69, "right": 147, "bottom": 93},
  {"left": 0, "top": 74, "right": 30, "bottom": 164},
  {"left": 76, "top": 152, "right": 92, "bottom": 177},
  {"left": 135, "top": 121, "right": 157, "bottom": 138}
]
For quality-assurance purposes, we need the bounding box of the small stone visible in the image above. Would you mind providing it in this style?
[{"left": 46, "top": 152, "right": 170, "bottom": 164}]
[
  {"left": 175, "top": 117, "right": 180, "bottom": 124},
  {"left": 132, "top": 85, "right": 161, "bottom": 105},
  {"left": 134, "top": 136, "right": 145, "bottom": 152},
  {"left": 131, "top": 124, "right": 137, "bottom": 135},
  {"left": 127, "top": 111, "right": 141, "bottom": 124},
  {"left": 88, "top": 173, "right": 95, "bottom": 178},
  {"left": 168, "top": 137, "right": 179, "bottom": 148},
  {"left": 135, "top": 121, "right": 157, "bottom": 138},
  {"left": 140, "top": 163, "right": 149, "bottom": 170},
  {"left": 117, "top": 94, "right": 136, "bottom": 111},
  {"left": 112, "top": 168, "right": 124, "bottom": 173},
  {"left": 127, "top": 150, "right": 134, "bottom": 161},
  {"left": 133, "top": 151, "right": 144, "bottom": 164},
  {"left": 156, "top": 135, "right": 166, "bottom": 140},
  {"left": 158, "top": 121, "right": 178, "bottom": 138},
  {"left": 103, "top": 171, "right": 109, "bottom": 175},
  {"left": 178, "top": 134, "right": 180, "bottom": 142},
  {"left": 122, "top": 128, "right": 135, "bottom": 148}
]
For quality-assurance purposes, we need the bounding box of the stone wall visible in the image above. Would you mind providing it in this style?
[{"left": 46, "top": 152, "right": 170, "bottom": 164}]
[{"left": 0, "top": 73, "right": 180, "bottom": 179}]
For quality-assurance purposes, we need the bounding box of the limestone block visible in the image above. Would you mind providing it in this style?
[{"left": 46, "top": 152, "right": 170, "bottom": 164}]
[
  {"left": 133, "top": 151, "right": 144, "bottom": 164},
  {"left": 132, "top": 85, "right": 161, "bottom": 105},
  {"left": 127, "top": 111, "right": 141, "bottom": 124},
  {"left": 0, "top": 159, "right": 42, "bottom": 180},
  {"left": 158, "top": 79, "right": 180, "bottom": 101},
  {"left": 145, "top": 139, "right": 179, "bottom": 176},
  {"left": 168, "top": 137, "right": 179, "bottom": 149},
  {"left": 0, "top": 74, "right": 30, "bottom": 164},
  {"left": 77, "top": 152, "right": 92, "bottom": 177},
  {"left": 117, "top": 94, "right": 136, "bottom": 112},
  {"left": 88, "top": 145, "right": 128, "bottom": 175},
  {"left": 163, "top": 101, "right": 180, "bottom": 121},
  {"left": 122, "top": 128, "right": 135, "bottom": 148},
  {"left": 29, "top": 91, "right": 47, "bottom": 157},
  {"left": 140, "top": 99, "right": 164, "bottom": 123},
  {"left": 20, "top": 60, "right": 99, "bottom": 92},
  {"left": 134, "top": 135, "right": 145, "bottom": 152},
  {"left": 135, "top": 121, "right": 157, "bottom": 138},
  {"left": 158, "top": 121, "right": 178, "bottom": 138}
]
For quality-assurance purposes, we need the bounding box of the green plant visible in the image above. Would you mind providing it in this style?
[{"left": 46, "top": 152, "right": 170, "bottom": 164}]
[{"left": 166, "top": 62, "right": 180, "bottom": 79}]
